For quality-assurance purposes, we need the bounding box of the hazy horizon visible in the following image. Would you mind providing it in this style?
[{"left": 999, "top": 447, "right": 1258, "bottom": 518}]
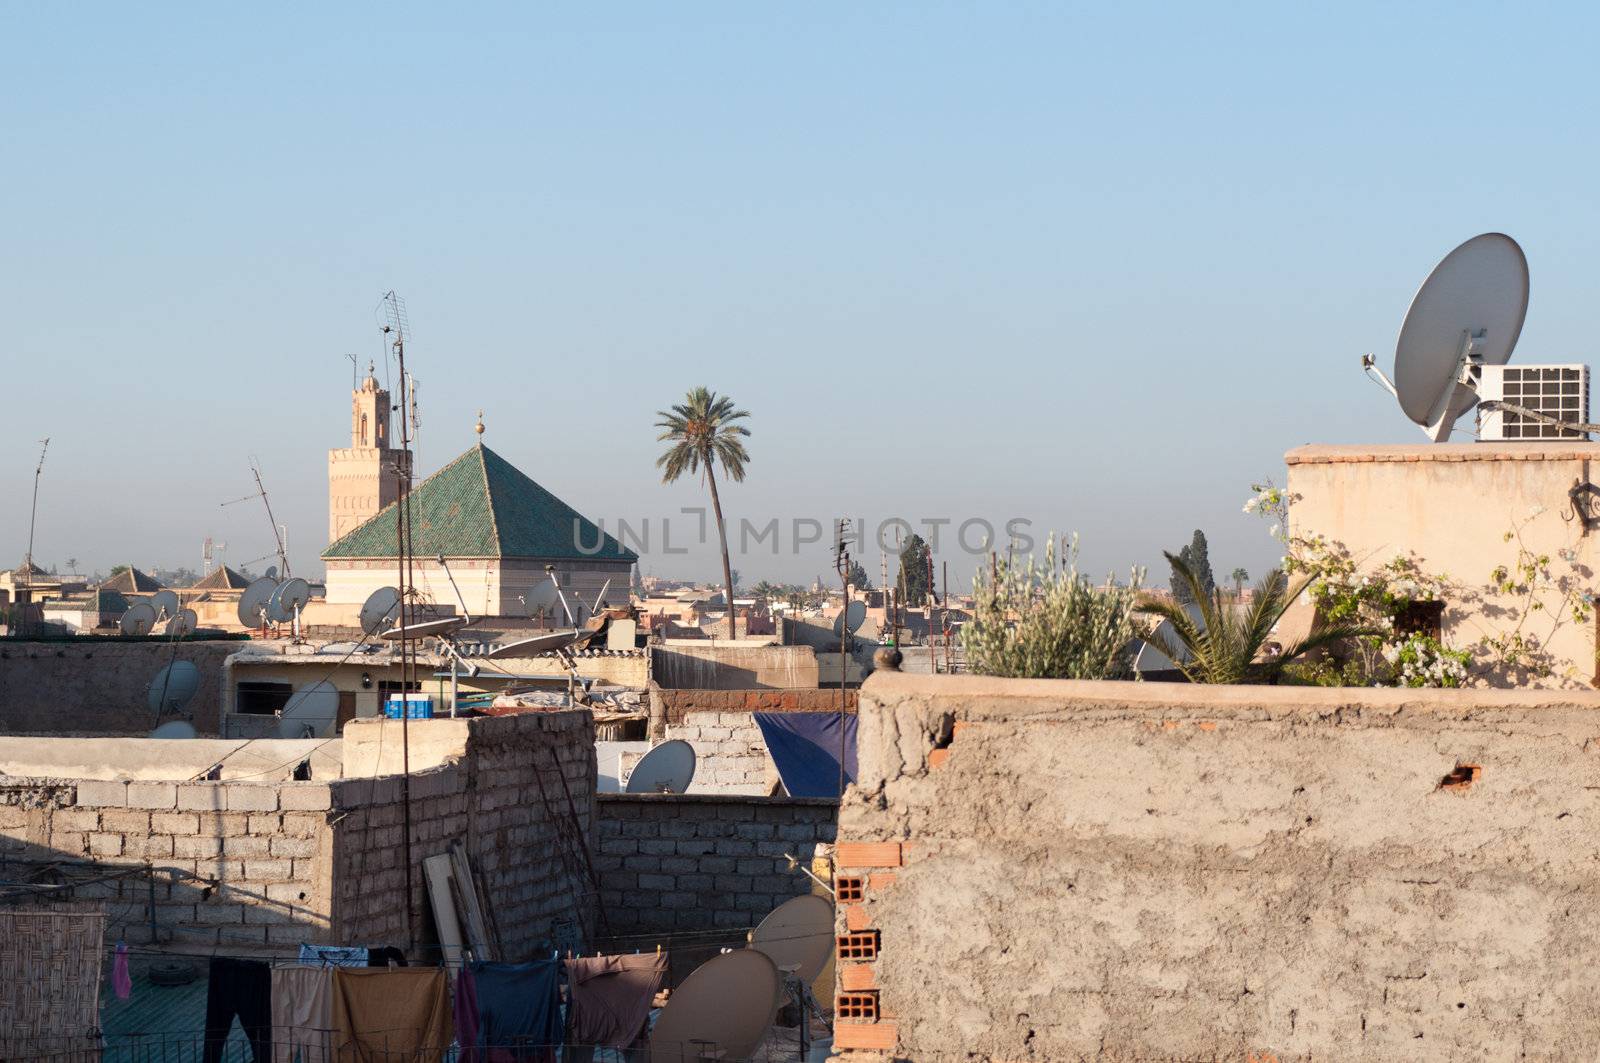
[{"left": 5, "top": 4, "right": 1596, "bottom": 592}]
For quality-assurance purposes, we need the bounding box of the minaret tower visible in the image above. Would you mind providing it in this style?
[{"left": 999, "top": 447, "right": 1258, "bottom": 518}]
[{"left": 328, "top": 363, "right": 411, "bottom": 544}]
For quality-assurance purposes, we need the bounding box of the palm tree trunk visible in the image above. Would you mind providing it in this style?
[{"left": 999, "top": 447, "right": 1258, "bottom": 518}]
[{"left": 705, "top": 463, "right": 737, "bottom": 639}]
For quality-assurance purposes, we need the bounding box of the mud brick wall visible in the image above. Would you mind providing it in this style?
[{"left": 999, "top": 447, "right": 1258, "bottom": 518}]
[
  {"left": 833, "top": 673, "right": 1600, "bottom": 1062},
  {"left": 596, "top": 794, "right": 836, "bottom": 934},
  {"left": 0, "top": 640, "right": 239, "bottom": 735},
  {"left": 330, "top": 709, "right": 597, "bottom": 959},
  {"left": 0, "top": 775, "right": 337, "bottom": 952}
]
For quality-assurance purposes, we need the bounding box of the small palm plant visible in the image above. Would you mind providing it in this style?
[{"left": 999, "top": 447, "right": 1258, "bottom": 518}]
[{"left": 1139, "top": 553, "right": 1369, "bottom": 684}]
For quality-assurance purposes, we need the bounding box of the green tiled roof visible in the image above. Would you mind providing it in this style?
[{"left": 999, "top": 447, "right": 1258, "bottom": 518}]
[{"left": 322, "top": 443, "right": 636, "bottom": 562}]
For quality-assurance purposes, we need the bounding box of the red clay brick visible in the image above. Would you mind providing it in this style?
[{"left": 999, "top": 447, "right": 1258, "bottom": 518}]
[
  {"left": 868, "top": 872, "right": 897, "bottom": 890},
  {"left": 844, "top": 904, "right": 871, "bottom": 931},
  {"left": 834, "top": 1022, "right": 897, "bottom": 1050},
  {"left": 839, "top": 963, "right": 876, "bottom": 991},
  {"left": 836, "top": 841, "right": 901, "bottom": 868}
]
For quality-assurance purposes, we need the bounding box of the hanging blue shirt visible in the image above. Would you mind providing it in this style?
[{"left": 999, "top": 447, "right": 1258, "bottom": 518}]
[{"left": 469, "top": 959, "right": 563, "bottom": 1059}]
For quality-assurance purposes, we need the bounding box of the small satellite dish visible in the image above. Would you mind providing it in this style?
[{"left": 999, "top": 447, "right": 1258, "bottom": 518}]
[
  {"left": 525, "top": 582, "right": 561, "bottom": 618},
  {"left": 119, "top": 602, "right": 157, "bottom": 636},
  {"left": 359, "top": 586, "right": 403, "bottom": 636},
  {"left": 147, "top": 660, "right": 200, "bottom": 715},
  {"left": 266, "top": 577, "right": 311, "bottom": 623},
  {"left": 833, "top": 600, "right": 867, "bottom": 637},
  {"left": 378, "top": 616, "right": 470, "bottom": 641},
  {"left": 150, "top": 720, "right": 198, "bottom": 740},
  {"left": 277, "top": 680, "right": 340, "bottom": 738},
  {"left": 649, "top": 949, "right": 782, "bottom": 1063},
  {"left": 149, "top": 589, "right": 180, "bottom": 620},
  {"left": 1387, "top": 233, "right": 1530, "bottom": 442},
  {"left": 485, "top": 630, "right": 582, "bottom": 658},
  {"left": 238, "top": 577, "right": 277, "bottom": 627},
  {"left": 625, "top": 740, "right": 696, "bottom": 794},
  {"left": 749, "top": 894, "right": 834, "bottom": 986},
  {"left": 166, "top": 608, "right": 198, "bottom": 639}
]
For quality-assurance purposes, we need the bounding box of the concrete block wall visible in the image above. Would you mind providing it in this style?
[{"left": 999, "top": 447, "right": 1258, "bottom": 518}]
[
  {"left": 0, "top": 640, "right": 239, "bottom": 735},
  {"left": 330, "top": 709, "right": 597, "bottom": 959},
  {"left": 834, "top": 672, "right": 1600, "bottom": 1062},
  {"left": 0, "top": 775, "right": 335, "bottom": 951},
  {"left": 595, "top": 794, "right": 836, "bottom": 935},
  {"left": 661, "top": 711, "right": 772, "bottom": 792}
]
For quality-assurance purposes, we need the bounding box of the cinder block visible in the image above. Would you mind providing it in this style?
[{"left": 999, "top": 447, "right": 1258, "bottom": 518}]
[
  {"left": 52, "top": 809, "right": 100, "bottom": 832},
  {"left": 177, "top": 786, "right": 226, "bottom": 812},
  {"left": 270, "top": 836, "right": 317, "bottom": 858},
  {"left": 77, "top": 780, "right": 129, "bottom": 807},
  {"left": 87, "top": 833, "right": 123, "bottom": 856},
  {"left": 100, "top": 810, "right": 151, "bottom": 833},
  {"left": 127, "top": 783, "right": 178, "bottom": 810},
  {"left": 151, "top": 812, "right": 199, "bottom": 835},
  {"left": 226, "top": 786, "right": 279, "bottom": 812},
  {"left": 638, "top": 873, "right": 676, "bottom": 891},
  {"left": 174, "top": 836, "right": 223, "bottom": 858},
  {"left": 279, "top": 785, "right": 333, "bottom": 811}
]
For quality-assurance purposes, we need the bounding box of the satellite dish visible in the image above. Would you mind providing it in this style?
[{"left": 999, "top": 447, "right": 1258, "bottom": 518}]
[
  {"left": 625, "top": 740, "right": 696, "bottom": 794},
  {"left": 149, "top": 589, "right": 180, "bottom": 620},
  {"left": 277, "top": 680, "right": 340, "bottom": 738},
  {"left": 359, "top": 586, "right": 403, "bottom": 636},
  {"left": 649, "top": 949, "right": 782, "bottom": 1063},
  {"left": 525, "top": 582, "right": 561, "bottom": 618},
  {"left": 749, "top": 894, "right": 834, "bottom": 986},
  {"left": 119, "top": 602, "right": 157, "bottom": 636},
  {"left": 147, "top": 660, "right": 200, "bottom": 715},
  {"left": 378, "top": 616, "right": 470, "bottom": 641},
  {"left": 237, "top": 577, "right": 277, "bottom": 627},
  {"left": 150, "top": 720, "right": 198, "bottom": 740},
  {"left": 265, "top": 565, "right": 279, "bottom": 580},
  {"left": 266, "top": 577, "right": 310, "bottom": 623},
  {"left": 1390, "top": 233, "right": 1529, "bottom": 441},
  {"left": 485, "top": 630, "right": 582, "bottom": 659},
  {"left": 833, "top": 600, "right": 867, "bottom": 637},
  {"left": 166, "top": 608, "right": 198, "bottom": 639}
]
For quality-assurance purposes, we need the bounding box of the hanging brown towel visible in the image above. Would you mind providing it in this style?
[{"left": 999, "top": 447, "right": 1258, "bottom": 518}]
[
  {"left": 565, "top": 952, "right": 670, "bottom": 1050},
  {"left": 331, "top": 967, "right": 454, "bottom": 1061},
  {"left": 271, "top": 966, "right": 333, "bottom": 1063}
]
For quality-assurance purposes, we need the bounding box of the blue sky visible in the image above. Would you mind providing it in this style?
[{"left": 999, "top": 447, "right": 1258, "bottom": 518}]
[{"left": 3, "top": 3, "right": 1596, "bottom": 588}]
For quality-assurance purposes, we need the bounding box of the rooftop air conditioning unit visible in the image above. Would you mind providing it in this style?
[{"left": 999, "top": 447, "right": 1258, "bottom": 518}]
[{"left": 1478, "top": 364, "right": 1590, "bottom": 441}]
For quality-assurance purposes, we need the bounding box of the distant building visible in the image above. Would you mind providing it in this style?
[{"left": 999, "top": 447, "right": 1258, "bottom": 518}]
[
  {"left": 322, "top": 439, "right": 637, "bottom": 618},
  {"left": 327, "top": 365, "right": 412, "bottom": 543},
  {"left": 96, "top": 566, "right": 163, "bottom": 596}
]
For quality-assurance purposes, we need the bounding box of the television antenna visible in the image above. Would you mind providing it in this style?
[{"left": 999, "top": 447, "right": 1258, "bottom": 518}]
[
  {"left": 222, "top": 459, "right": 290, "bottom": 577},
  {"left": 1361, "top": 233, "right": 1529, "bottom": 442}
]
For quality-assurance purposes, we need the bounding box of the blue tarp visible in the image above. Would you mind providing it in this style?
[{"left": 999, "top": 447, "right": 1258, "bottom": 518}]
[{"left": 754, "top": 711, "right": 858, "bottom": 798}]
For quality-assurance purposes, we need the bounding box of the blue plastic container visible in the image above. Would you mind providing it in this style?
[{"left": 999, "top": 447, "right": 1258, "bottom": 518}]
[{"left": 383, "top": 694, "right": 435, "bottom": 720}]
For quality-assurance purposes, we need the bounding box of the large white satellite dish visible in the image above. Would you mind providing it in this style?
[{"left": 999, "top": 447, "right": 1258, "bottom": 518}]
[
  {"left": 625, "top": 740, "right": 696, "bottom": 794},
  {"left": 359, "top": 586, "right": 403, "bottom": 636},
  {"left": 149, "top": 589, "right": 180, "bottom": 621},
  {"left": 166, "top": 608, "right": 198, "bottom": 639},
  {"left": 1369, "top": 233, "right": 1529, "bottom": 442},
  {"left": 119, "top": 602, "right": 157, "bottom": 636},
  {"left": 238, "top": 577, "right": 277, "bottom": 627},
  {"left": 147, "top": 660, "right": 200, "bottom": 716},
  {"left": 266, "top": 578, "right": 311, "bottom": 624},
  {"left": 749, "top": 894, "right": 834, "bottom": 986},
  {"left": 277, "top": 681, "right": 340, "bottom": 738},
  {"left": 649, "top": 949, "right": 782, "bottom": 1063},
  {"left": 379, "top": 616, "right": 470, "bottom": 641},
  {"left": 834, "top": 600, "right": 867, "bottom": 637}
]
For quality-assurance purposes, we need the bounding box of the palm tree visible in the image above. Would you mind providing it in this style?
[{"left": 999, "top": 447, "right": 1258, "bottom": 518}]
[
  {"left": 1139, "top": 552, "right": 1369, "bottom": 684},
  {"left": 657, "top": 387, "right": 751, "bottom": 639},
  {"left": 1230, "top": 567, "right": 1249, "bottom": 595}
]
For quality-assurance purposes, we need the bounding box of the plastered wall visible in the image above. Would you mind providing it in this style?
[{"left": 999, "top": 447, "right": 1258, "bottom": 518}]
[
  {"left": 0, "top": 640, "right": 239, "bottom": 735},
  {"left": 833, "top": 672, "right": 1600, "bottom": 1061}
]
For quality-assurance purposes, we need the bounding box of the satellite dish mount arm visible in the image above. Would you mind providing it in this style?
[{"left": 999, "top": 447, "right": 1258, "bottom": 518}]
[{"left": 1422, "top": 328, "right": 1488, "bottom": 443}]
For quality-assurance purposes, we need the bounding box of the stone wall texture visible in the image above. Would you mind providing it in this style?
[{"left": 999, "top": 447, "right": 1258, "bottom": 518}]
[
  {"left": 0, "top": 640, "right": 240, "bottom": 735},
  {"left": 596, "top": 794, "right": 836, "bottom": 936},
  {"left": 833, "top": 672, "right": 1600, "bottom": 1062}
]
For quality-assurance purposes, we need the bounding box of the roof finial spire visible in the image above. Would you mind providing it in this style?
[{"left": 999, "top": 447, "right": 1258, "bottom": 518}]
[{"left": 475, "top": 409, "right": 485, "bottom": 436}]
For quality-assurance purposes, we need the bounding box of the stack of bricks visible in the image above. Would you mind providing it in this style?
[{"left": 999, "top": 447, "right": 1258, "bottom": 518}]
[
  {"left": 595, "top": 793, "right": 837, "bottom": 933},
  {"left": 660, "top": 711, "right": 771, "bottom": 791},
  {"left": 831, "top": 840, "right": 903, "bottom": 1054},
  {"left": 0, "top": 776, "right": 335, "bottom": 950}
]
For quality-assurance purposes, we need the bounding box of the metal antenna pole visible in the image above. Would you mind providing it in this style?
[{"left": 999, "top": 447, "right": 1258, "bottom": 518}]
[{"left": 21, "top": 438, "right": 49, "bottom": 623}]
